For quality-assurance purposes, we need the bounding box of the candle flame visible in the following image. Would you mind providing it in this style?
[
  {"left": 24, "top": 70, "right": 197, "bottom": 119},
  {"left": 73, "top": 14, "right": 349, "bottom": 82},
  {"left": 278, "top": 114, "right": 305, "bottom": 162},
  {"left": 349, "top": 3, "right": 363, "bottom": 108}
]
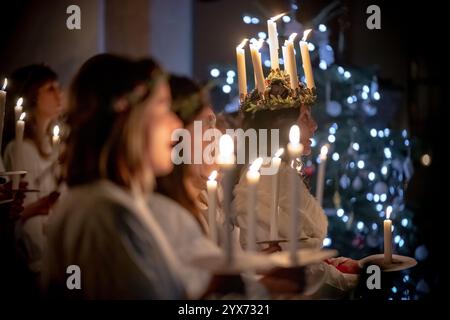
[
  {"left": 2, "top": 78, "right": 7, "bottom": 90},
  {"left": 219, "top": 134, "right": 234, "bottom": 156},
  {"left": 274, "top": 148, "right": 284, "bottom": 158},
  {"left": 288, "top": 33, "right": 298, "bottom": 42},
  {"left": 386, "top": 206, "right": 392, "bottom": 220},
  {"left": 270, "top": 13, "right": 286, "bottom": 21},
  {"left": 237, "top": 38, "right": 248, "bottom": 50},
  {"left": 302, "top": 29, "right": 312, "bottom": 41},
  {"left": 289, "top": 125, "right": 300, "bottom": 144},
  {"left": 250, "top": 157, "right": 264, "bottom": 172},
  {"left": 17, "top": 97, "right": 23, "bottom": 107},
  {"left": 320, "top": 144, "right": 329, "bottom": 156},
  {"left": 19, "top": 112, "right": 26, "bottom": 121},
  {"left": 53, "top": 125, "right": 60, "bottom": 137},
  {"left": 208, "top": 170, "right": 218, "bottom": 181}
]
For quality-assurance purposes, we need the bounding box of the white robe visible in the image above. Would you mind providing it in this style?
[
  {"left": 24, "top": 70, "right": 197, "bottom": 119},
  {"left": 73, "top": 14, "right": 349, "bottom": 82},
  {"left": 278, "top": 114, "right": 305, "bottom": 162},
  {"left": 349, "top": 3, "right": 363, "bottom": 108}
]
[
  {"left": 149, "top": 193, "right": 220, "bottom": 299},
  {"left": 4, "top": 139, "right": 60, "bottom": 272},
  {"left": 42, "top": 180, "right": 185, "bottom": 299},
  {"left": 233, "top": 161, "right": 357, "bottom": 298}
]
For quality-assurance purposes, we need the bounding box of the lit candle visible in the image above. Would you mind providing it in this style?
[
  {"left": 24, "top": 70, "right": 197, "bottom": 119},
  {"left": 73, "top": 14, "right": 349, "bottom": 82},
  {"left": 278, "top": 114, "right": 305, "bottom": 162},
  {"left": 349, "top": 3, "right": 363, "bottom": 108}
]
[
  {"left": 236, "top": 39, "right": 248, "bottom": 101},
  {"left": 287, "top": 125, "right": 303, "bottom": 264},
  {"left": 0, "top": 78, "right": 7, "bottom": 151},
  {"left": 52, "top": 124, "right": 60, "bottom": 146},
  {"left": 246, "top": 157, "right": 263, "bottom": 252},
  {"left": 384, "top": 206, "right": 393, "bottom": 264},
  {"left": 299, "top": 29, "right": 315, "bottom": 89},
  {"left": 14, "top": 97, "right": 23, "bottom": 123},
  {"left": 284, "top": 33, "right": 299, "bottom": 90},
  {"left": 217, "top": 134, "right": 236, "bottom": 266},
  {"left": 250, "top": 39, "right": 266, "bottom": 95},
  {"left": 315, "top": 144, "right": 329, "bottom": 206},
  {"left": 267, "top": 13, "right": 285, "bottom": 71},
  {"left": 207, "top": 170, "right": 218, "bottom": 244},
  {"left": 13, "top": 112, "right": 26, "bottom": 190},
  {"left": 270, "top": 148, "right": 284, "bottom": 240}
]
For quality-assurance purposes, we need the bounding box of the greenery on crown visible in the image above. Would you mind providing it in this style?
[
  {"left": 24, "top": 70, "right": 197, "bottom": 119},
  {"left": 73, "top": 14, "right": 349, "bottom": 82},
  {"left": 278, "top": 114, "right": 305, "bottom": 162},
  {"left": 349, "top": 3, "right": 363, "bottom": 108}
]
[{"left": 240, "top": 69, "right": 317, "bottom": 114}]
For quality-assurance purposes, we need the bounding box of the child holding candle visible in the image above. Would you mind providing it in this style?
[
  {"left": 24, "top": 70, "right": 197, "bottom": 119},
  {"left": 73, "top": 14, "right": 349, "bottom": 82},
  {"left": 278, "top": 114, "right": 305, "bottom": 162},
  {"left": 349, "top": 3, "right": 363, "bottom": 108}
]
[
  {"left": 43, "top": 54, "right": 186, "bottom": 299},
  {"left": 233, "top": 73, "right": 360, "bottom": 298},
  {"left": 2, "top": 64, "right": 63, "bottom": 274}
]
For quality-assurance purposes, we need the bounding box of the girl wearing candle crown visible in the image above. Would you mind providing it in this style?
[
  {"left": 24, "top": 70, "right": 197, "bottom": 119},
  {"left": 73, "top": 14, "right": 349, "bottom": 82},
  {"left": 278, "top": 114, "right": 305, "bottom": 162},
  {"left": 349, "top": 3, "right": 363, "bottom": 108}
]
[
  {"left": 2, "top": 64, "right": 63, "bottom": 276},
  {"left": 153, "top": 75, "right": 307, "bottom": 298},
  {"left": 233, "top": 70, "right": 360, "bottom": 298}
]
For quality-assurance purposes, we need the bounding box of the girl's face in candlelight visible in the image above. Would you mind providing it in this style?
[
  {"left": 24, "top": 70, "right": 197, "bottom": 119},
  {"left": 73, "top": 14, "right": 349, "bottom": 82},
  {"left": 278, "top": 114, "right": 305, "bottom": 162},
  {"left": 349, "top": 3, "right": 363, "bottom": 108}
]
[
  {"left": 36, "top": 80, "right": 63, "bottom": 121},
  {"left": 185, "top": 106, "right": 219, "bottom": 190},
  {"left": 297, "top": 105, "right": 317, "bottom": 155},
  {"left": 146, "top": 82, "right": 182, "bottom": 176}
]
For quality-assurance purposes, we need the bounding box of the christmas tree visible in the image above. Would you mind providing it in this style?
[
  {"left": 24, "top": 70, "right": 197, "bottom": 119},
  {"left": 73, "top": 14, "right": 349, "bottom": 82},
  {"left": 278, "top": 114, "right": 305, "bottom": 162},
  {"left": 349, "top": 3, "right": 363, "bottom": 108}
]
[{"left": 206, "top": 1, "right": 419, "bottom": 300}]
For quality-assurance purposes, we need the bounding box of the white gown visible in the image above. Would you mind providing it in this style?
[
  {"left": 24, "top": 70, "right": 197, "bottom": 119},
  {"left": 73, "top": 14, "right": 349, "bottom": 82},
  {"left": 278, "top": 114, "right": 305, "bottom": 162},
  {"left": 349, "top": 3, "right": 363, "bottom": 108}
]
[
  {"left": 233, "top": 161, "right": 358, "bottom": 298},
  {"left": 4, "top": 139, "right": 60, "bottom": 272},
  {"left": 149, "top": 192, "right": 221, "bottom": 299},
  {"left": 42, "top": 180, "right": 185, "bottom": 299}
]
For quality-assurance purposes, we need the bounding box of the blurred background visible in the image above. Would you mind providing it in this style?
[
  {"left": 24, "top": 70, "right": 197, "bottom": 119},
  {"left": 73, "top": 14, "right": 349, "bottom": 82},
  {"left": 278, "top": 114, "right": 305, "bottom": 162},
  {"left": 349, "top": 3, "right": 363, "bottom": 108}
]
[{"left": 1, "top": 0, "right": 445, "bottom": 300}]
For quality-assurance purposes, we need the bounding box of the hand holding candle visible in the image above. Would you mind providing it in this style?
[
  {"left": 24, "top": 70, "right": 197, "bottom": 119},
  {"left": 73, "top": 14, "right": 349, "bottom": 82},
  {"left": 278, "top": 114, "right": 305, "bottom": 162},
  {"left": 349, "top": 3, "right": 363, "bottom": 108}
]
[
  {"left": 207, "top": 170, "right": 218, "bottom": 244},
  {"left": 270, "top": 148, "right": 284, "bottom": 240},
  {"left": 287, "top": 125, "right": 303, "bottom": 264},
  {"left": 300, "top": 29, "right": 315, "bottom": 89},
  {"left": 315, "top": 144, "right": 329, "bottom": 206},
  {"left": 236, "top": 39, "right": 248, "bottom": 101},
  {"left": 384, "top": 206, "right": 393, "bottom": 264}
]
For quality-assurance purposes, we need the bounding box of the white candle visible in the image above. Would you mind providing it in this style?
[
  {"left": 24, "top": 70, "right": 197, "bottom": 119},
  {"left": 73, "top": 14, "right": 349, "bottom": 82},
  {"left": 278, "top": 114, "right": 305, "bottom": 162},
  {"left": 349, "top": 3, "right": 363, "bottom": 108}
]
[
  {"left": 207, "top": 170, "right": 218, "bottom": 244},
  {"left": 270, "top": 148, "right": 284, "bottom": 240},
  {"left": 315, "top": 144, "right": 329, "bottom": 206},
  {"left": 287, "top": 125, "right": 303, "bottom": 264},
  {"left": 0, "top": 78, "right": 7, "bottom": 151},
  {"left": 236, "top": 39, "right": 248, "bottom": 101},
  {"left": 267, "top": 13, "right": 284, "bottom": 71},
  {"left": 246, "top": 157, "right": 263, "bottom": 252},
  {"left": 384, "top": 206, "right": 393, "bottom": 264},
  {"left": 52, "top": 124, "right": 60, "bottom": 146},
  {"left": 300, "top": 29, "right": 315, "bottom": 89},
  {"left": 217, "top": 134, "right": 236, "bottom": 266},
  {"left": 13, "top": 112, "right": 26, "bottom": 190},
  {"left": 284, "top": 33, "right": 299, "bottom": 90},
  {"left": 14, "top": 97, "right": 23, "bottom": 123},
  {"left": 250, "top": 39, "right": 266, "bottom": 95}
]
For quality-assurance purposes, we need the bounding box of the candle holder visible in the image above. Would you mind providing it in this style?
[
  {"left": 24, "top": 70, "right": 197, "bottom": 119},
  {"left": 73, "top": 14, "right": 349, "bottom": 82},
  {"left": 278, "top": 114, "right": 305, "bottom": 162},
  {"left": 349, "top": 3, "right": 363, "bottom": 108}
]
[
  {"left": 190, "top": 247, "right": 338, "bottom": 274},
  {"left": 270, "top": 248, "right": 338, "bottom": 268},
  {"left": 358, "top": 254, "right": 417, "bottom": 272}
]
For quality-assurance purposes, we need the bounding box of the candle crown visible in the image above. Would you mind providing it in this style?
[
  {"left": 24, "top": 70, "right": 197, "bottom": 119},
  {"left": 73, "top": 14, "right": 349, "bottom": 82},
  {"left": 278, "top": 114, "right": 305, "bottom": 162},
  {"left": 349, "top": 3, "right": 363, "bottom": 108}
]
[
  {"left": 19, "top": 112, "right": 26, "bottom": 121},
  {"left": 2, "top": 78, "right": 7, "bottom": 90},
  {"left": 240, "top": 69, "right": 316, "bottom": 114},
  {"left": 16, "top": 97, "right": 24, "bottom": 107},
  {"left": 302, "top": 29, "right": 312, "bottom": 42}
]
